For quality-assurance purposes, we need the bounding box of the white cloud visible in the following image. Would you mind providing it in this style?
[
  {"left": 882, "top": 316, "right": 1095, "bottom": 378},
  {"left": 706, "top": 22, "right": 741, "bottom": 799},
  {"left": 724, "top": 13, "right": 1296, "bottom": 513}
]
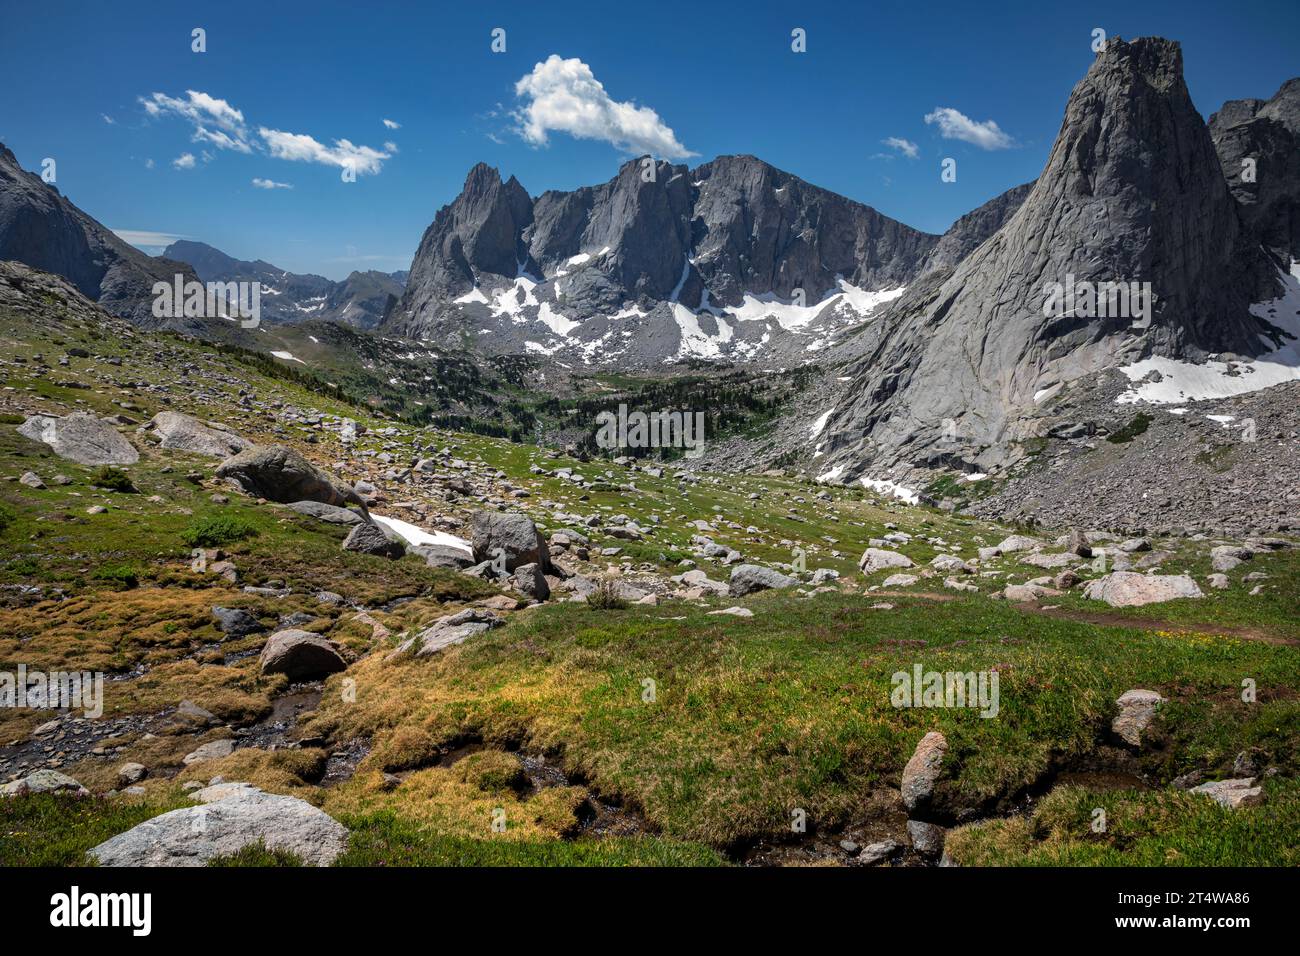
[
  {"left": 382, "top": 118, "right": 401, "bottom": 129},
  {"left": 924, "top": 107, "right": 1014, "bottom": 150},
  {"left": 141, "top": 90, "right": 252, "bottom": 152},
  {"left": 513, "top": 54, "right": 694, "bottom": 159},
  {"left": 113, "top": 229, "right": 190, "bottom": 250},
  {"left": 140, "top": 88, "right": 395, "bottom": 176},
  {"left": 882, "top": 137, "right": 919, "bottom": 159},
  {"left": 252, "top": 177, "right": 293, "bottom": 189},
  {"left": 258, "top": 128, "right": 392, "bottom": 175},
  {"left": 144, "top": 158, "right": 155, "bottom": 170},
  {"left": 172, "top": 152, "right": 196, "bottom": 169},
  {"left": 101, "top": 113, "right": 116, "bottom": 125}
]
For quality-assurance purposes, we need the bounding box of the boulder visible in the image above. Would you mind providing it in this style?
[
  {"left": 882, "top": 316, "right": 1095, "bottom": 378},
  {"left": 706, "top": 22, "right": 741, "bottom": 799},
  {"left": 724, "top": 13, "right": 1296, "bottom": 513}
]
[
  {"left": 0, "top": 769, "right": 88, "bottom": 797},
  {"left": 287, "top": 500, "right": 365, "bottom": 525},
  {"left": 211, "top": 606, "right": 263, "bottom": 637},
  {"left": 1112, "top": 689, "right": 1164, "bottom": 747},
  {"left": 1065, "top": 528, "right": 1092, "bottom": 558},
  {"left": 394, "top": 609, "right": 504, "bottom": 658},
  {"left": 149, "top": 411, "right": 247, "bottom": 458},
  {"left": 471, "top": 511, "right": 550, "bottom": 572},
  {"left": 906, "top": 819, "right": 946, "bottom": 857},
  {"left": 216, "top": 445, "right": 367, "bottom": 514},
  {"left": 258, "top": 629, "right": 347, "bottom": 680},
  {"left": 1189, "top": 777, "right": 1263, "bottom": 810},
  {"left": 729, "top": 564, "right": 799, "bottom": 597},
  {"left": 901, "top": 731, "right": 947, "bottom": 811},
  {"left": 117, "top": 763, "right": 148, "bottom": 786},
  {"left": 1083, "top": 572, "right": 1203, "bottom": 607},
  {"left": 18, "top": 471, "right": 44, "bottom": 489},
  {"left": 859, "top": 548, "right": 915, "bottom": 575},
  {"left": 341, "top": 521, "right": 406, "bottom": 559},
  {"left": 87, "top": 783, "right": 348, "bottom": 867},
  {"left": 1210, "top": 545, "right": 1251, "bottom": 573},
  {"left": 510, "top": 562, "right": 550, "bottom": 601},
  {"left": 17, "top": 412, "right": 138, "bottom": 465},
  {"left": 881, "top": 573, "right": 919, "bottom": 587},
  {"left": 930, "top": 554, "right": 974, "bottom": 574},
  {"left": 994, "top": 535, "right": 1041, "bottom": 554},
  {"left": 182, "top": 739, "right": 235, "bottom": 766},
  {"left": 411, "top": 543, "right": 475, "bottom": 570}
]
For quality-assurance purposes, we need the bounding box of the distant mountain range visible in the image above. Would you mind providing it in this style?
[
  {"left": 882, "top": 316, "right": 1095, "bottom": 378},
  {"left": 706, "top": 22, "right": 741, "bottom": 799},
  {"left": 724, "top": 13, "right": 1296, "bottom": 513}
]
[
  {"left": 160, "top": 240, "right": 406, "bottom": 330},
  {"left": 384, "top": 154, "right": 1028, "bottom": 367}
]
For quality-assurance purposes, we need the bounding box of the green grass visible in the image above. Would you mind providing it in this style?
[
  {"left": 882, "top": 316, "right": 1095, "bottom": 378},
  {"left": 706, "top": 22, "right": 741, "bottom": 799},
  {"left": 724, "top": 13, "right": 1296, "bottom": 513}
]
[
  {"left": 0, "top": 791, "right": 190, "bottom": 866},
  {"left": 946, "top": 778, "right": 1300, "bottom": 866},
  {"left": 1107, "top": 412, "right": 1153, "bottom": 444},
  {"left": 180, "top": 513, "right": 260, "bottom": 548},
  {"left": 309, "top": 589, "right": 1300, "bottom": 849},
  {"left": 334, "top": 811, "right": 727, "bottom": 866}
]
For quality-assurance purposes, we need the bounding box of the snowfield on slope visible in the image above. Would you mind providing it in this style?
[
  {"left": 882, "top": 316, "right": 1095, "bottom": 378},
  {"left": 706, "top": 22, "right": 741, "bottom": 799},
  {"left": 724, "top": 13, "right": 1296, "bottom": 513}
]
[{"left": 1117, "top": 262, "right": 1300, "bottom": 404}]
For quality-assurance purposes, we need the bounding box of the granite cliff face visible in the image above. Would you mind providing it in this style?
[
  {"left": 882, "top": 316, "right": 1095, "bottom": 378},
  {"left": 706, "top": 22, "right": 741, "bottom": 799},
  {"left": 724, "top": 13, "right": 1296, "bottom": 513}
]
[
  {"left": 816, "top": 37, "right": 1286, "bottom": 481},
  {"left": 385, "top": 156, "right": 941, "bottom": 367},
  {"left": 1209, "top": 78, "right": 1300, "bottom": 262},
  {"left": 0, "top": 143, "right": 195, "bottom": 327}
]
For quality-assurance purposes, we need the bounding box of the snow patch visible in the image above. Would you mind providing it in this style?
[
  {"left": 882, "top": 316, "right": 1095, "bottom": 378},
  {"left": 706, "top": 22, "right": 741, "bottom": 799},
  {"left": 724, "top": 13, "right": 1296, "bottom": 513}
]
[{"left": 371, "top": 514, "right": 472, "bottom": 555}]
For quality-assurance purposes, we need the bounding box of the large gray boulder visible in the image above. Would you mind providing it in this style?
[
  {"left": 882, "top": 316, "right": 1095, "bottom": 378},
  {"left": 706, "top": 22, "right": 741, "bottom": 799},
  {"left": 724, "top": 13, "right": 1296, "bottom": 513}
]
[
  {"left": 858, "top": 548, "right": 914, "bottom": 575},
  {"left": 0, "top": 769, "right": 88, "bottom": 797},
  {"left": 728, "top": 564, "right": 798, "bottom": 597},
  {"left": 17, "top": 412, "right": 138, "bottom": 465},
  {"left": 87, "top": 783, "right": 349, "bottom": 866},
  {"left": 1112, "top": 688, "right": 1164, "bottom": 747},
  {"left": 1083, "top": 571, "right": 1203, "bottom": 607},
  {"left": 471, "top": 511, "right": 550, "bottom": 572},
  {"left": 341, "top": 521, "right": 405, "bottom": 559},
  {"left": 287, "top": 500, "right": 365, "bottom": 525},
  {"left": 149, "top": 411, "right": 247, "bottom": 457},
  {"left": 258, "top": 629, "right": 347, "bottom": 680},
  {"left": 412, "top": 543, "right": 475, "bottom": 570},
  {"left": 392, "top": 609, "right": 504, "bottom": 658},
  {"left": 216, "top": 445, "right": 367, "bottom": 514}
]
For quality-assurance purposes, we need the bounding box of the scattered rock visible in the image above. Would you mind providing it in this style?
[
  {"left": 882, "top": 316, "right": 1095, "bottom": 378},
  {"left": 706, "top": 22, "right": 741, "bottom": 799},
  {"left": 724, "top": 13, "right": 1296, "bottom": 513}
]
[
  {"left": 859, "top": 548, "right": 914, "bottom": 575},
  {"left": 211, "top": 606, "right": 263, "bottom": 637},
  {"left": 0, "top": 769, "right": 88, "bottom": 797},
  {"left": 341, "top": 521, "right": 406, "bottom": 558},
  {"left": 182, "top": 739, "right": 235, "bottom": 766}
]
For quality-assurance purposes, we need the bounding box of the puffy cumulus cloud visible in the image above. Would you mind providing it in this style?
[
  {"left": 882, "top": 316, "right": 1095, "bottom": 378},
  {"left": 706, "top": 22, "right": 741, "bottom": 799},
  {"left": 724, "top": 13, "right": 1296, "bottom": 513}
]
[
  {"left": 923, "top": 107, "right": 1014, "bottom": 150},
  {"left": 171, "top": 152, "right": 196, "bottom": 169},
  {"left": 252, "top": 177, "right": 293, "bottom": 189},
  {"left": 882, "top": 137, "right": 919, "bottom": 159},
  {"left": 258, "top": 128, "right": 392, "bottom": 175},
  {"left": 513, "top": 55, "right": 694, "bottom": 159}
]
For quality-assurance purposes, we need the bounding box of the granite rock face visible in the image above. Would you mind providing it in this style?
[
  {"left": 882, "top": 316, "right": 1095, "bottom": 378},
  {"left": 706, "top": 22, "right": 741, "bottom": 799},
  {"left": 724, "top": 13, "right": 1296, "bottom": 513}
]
[
  {"left": 0, "top": 142, "right": 198, "bottom": 326},
  {"left": 385, "top": 155, "right": 940, "bottom": 367},
  {"left": 819, "top": 38, "right": 1283, "bottom": 478},
  {"left": 1209, "top": 78, "right": 1300, "bottom": 262}
]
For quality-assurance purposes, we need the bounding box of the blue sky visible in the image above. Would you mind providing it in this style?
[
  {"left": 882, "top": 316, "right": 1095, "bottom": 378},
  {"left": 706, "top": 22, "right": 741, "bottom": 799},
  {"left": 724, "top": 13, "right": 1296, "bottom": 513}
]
[{"left": 2, "top": 0, "right": 1297, "bottom": 280}]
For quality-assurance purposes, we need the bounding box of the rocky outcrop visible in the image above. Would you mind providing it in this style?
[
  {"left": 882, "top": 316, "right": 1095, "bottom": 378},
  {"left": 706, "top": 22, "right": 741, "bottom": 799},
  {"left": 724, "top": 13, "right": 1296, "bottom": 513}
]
[
  {"left": 0, "top": 142, "right": 198, "bottom": 326},
  {"left": 17, "top": 412, "right": 138, "bottom": 465},
  {"left": 819, "top": 38, "right": 1283, "bottom": 479}
]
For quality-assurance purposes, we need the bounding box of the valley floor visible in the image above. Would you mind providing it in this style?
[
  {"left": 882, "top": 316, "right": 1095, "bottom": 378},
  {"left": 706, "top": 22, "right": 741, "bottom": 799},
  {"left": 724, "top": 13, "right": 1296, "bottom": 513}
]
[{"left": 1, "top": 268, "right": 1296, "bottom": 867}]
